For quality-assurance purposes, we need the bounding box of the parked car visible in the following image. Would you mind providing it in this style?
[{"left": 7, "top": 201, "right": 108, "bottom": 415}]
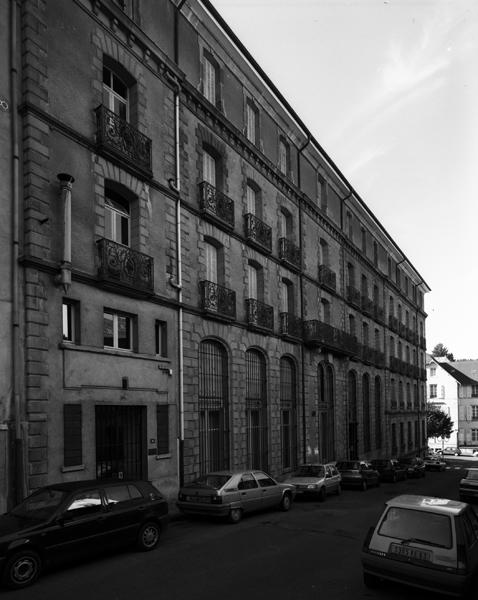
[
  {"left": 371, "top": 459, "right": 407, "bottom": 483},
  {"left": 438, "top": 447, "right": 462, "bottom": 456},
  {"left": 177, "top": 470, "right": 295, "bottom": 524},
  {"left": 0, "top": 479, "right": 168, "bottom": 589},
  {"left": 458, "top": 448, "right": 478, "bottom": 457},
  {"left": 362, "top": 494, "right": 478, "bottom": 597},
  {"left": 459, "top": 468, "right": 478, "bottom": 503},
  {"left": 283, "top": 463, "right": 341, "bottom": 500},
  {"left": 424, "top": 455, "right": 447, "bottom": 472},
  {"left": 335, "top": 461, "right": 380, "bottom": 490},
  {"left": 399, "top": 456, "right": 426, "bottom": 478}
]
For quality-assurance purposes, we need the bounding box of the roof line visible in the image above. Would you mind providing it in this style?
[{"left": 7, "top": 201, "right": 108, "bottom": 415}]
[{"left": 197, "top": 0, "right": 430, "bottom": 290}]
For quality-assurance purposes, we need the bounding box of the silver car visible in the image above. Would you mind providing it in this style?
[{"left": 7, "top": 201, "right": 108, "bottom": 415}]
[
  {"left": 284, "top": 463, "right": 341, "bottom": 500},
  {"left": 177, "top": 470, "right": 296, "bottom": 523}
]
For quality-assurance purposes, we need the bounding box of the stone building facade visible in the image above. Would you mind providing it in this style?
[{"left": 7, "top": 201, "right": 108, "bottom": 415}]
[{"left": 0, "top": 0, "right": 429, "bottom": 509}]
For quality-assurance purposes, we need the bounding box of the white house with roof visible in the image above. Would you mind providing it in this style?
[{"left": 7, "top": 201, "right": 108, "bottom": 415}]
[{"left": 426, "top": 356, "right": 478, "bottom": 449}]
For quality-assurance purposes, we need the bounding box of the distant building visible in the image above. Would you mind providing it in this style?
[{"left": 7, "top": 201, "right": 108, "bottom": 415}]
[
  {"left": 426, "top": 356, "right": 478, "bottom": 449},
  {"left": 0, "top": 0, "right": 430, "bottom": 510}
]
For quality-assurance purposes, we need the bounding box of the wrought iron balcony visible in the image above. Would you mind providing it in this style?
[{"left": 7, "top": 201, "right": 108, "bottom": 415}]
[
  {"left": 95, "top": 105, "right": 152, "bottom": 176},
  {"left": 318, "top": 265, "right": 336, "bottom": 292},
  {"left": 279, "top": 312, "right": 303, "bottom": 341},
  {"left": 244, "top": 214, "right": 272, "bottom": 253},
  {"left": 278, "top": 238, "right": 301, "bottom": 271},
  {"left": 361, "top": 295, "right": 374, "bottom": 316},
  {"left": 245, "top": 299, "right": 274, "bottom": 332},
  {"left": 360, "top": 344, "right": 375, "bottom": 365},
  {"left": 375, "top": 350, "right": 386, "bottom": 368},
  {"left": 199, "top": 181, "right": 235, "bottom": 230},
  {"left": 200, "top": 280, "right": 236, "bottom": 320},
  {"left": 389, "top": 356, "right": 400, "bottom": 373},
  {"left": 304, "top": 320, "right": 358, "bottom": 356},
  {"left": 96, "top": 238, "right": 154, "bottom": 292},
  {"left": 346, "top": 286, "right": 361, "bottom": 308}
]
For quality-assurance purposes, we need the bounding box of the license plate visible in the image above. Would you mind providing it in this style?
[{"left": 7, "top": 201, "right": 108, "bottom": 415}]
[
  {"left": 186, "top": 496, "right": 211, "bottom": 503},
  {"left": 389, "top": 543, "right": 431, "bottom": 562}
]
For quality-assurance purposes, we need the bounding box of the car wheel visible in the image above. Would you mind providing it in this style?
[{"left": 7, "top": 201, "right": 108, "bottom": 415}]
[
  {"left": 3, "top": 550, "right": 41, "bottom": 589},
  {"left": 280, "top": 492, "right": 292, "bottom": 511},
  {"left": 229, "top": 508, "right": 243, "bottom": 523},
  {"left": 336, "top": 484, "right": 341, "bottom": 496},
  {"left": 361, "top": 480, "right": 368, "bottom": 491},
  {"left": 137, "top": 521, "right": 160, "bottom": 551},
  {"left": 363, "top": 572, "right": 379, "bottom": 589}
]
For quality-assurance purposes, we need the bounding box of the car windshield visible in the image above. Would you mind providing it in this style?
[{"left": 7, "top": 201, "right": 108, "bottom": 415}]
[
  {"left": 378, "top": 507, "right": 452, "bottom": 548},
  {"left": 189, "top": 474, "right": 231, "bottom": 490},
  {"left": 10, "top": 488, "right": 67, "bottom": 520},
  {"left": 296, "top": 466, "right": 325, "bottom": 477},
  {"left": 466, "top": 470, "right": 478, "bottom": 481},
  {"left": 337, "top": 461, "right": 359, "bottom": 470}
]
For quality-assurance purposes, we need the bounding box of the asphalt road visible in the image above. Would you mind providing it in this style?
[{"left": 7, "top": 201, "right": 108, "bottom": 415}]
[{"left": 3, "top": 458, "right": 477, "bottom": 600}]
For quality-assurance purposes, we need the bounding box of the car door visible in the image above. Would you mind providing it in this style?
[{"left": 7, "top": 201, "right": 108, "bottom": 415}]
[
  {"left": 100, "top": 483, "right": 147, "bottom": 546},
  {"left": 325, "top": 466, "right": 338, "bottom": 493},
  {"left": 237, "top": 473, "right": 262, "bottom": 513},
  {"left": 43, "top": 488, "right": 107, "bottom": 561},
  {"left": 254, "top": 471, "right": 282, "bottom": 508}
]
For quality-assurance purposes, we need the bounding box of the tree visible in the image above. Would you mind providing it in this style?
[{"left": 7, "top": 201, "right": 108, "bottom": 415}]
[
  {"left": 426, "top": 404, "right": 454, "bottom": 440},
  {"left": 432, "top": 343, "right": 455, "bottom": 362}
]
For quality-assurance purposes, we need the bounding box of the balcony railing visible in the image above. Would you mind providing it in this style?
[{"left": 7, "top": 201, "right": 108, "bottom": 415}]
[
  {"left": 200, "top": 280, "right": 236, "bottom": 320},
  {"left": 278, "top": 238, "right": 301, "bottom": 271},
  {"left": 360, "top": 344, "right": 375, "bottom": 365},
  {"left": 244, "top": 214, "right": 272, "bottom": 253},
  {"left": 304, "top": 320, "right": 358, "bottom": 356},
  {"left": 279, "top": 312, "right": 303, "bottom": 341},
  {"left": 96, "top": 238, "right": 154, "bottom": 292},
  {"left": 95, "top": 105, "right": 152, "bottom": 176},
  {"left": 318, "top": 265, "right": 336, "bottom": 292},
  {"left": 245, "top": 299, "right": 274, "bottom": 332},
  {"left": 199, "top": 182, "right": 235, "bottom": 230},
  {"left": 346, "top": 286, "right": 361, "bottom": 308}
]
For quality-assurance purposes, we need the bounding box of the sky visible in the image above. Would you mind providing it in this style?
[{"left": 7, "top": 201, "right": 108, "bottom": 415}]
[{"left": 209, "top": 0, "right": 478, "bottom": 359}]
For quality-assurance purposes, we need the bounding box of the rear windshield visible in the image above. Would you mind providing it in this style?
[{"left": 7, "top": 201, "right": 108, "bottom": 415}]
[
  {"left": 296, "top": 466, "right": 325, "bottom": 477},
  {"left": 190, "top": 474, "right": 231, "bottom": 489},
  {"left": 379, "top": 507, "right": 452, "bottom": 548},
  {"left": 337, "top": 462, "right": 359, "bottom": 470}
]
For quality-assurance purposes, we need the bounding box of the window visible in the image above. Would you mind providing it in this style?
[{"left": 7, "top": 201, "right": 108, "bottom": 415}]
[
  {"left": 245, "top": 100, "right": 259, "bottom": 145},
  {"left": 246, "top": 184, "right": 257, "bottom": 215},
  {"left": 375, "top": 377, "right": 382, "bottom": 449},
  {"left": 155, "top": 320, "right": 168, "bottom": 357},
  {"left": 278, "top": 137, "right": 289, "bottom": 175},
  {"left": 103, "top": 65, "right": 128, "bottom": 120},
  {"left": 361, "top": 274, "right": 368, "bottom": 297},
  {"left": 472, "top": 429, "right": 478, "bottom": 443},
  {"left": 280, "top": 279, "right": 294, "bottom": 314},
  {"left": 280, "top": 208, "right": 292, "bottom": 239},
  {"left": 373, "top": 241, "right": 378, "bottom": 267},
  {"left": 374, "top": 328, "right": 380, "bottom": 350},
  {"left": 319, "top": 238, "right": 329, "bottom": 266},
  {"left": 347, "top": 263, "right": 355, "bottom": 287},
  {"left": 429, "top": 384, "right": 437, "bottom": 398},
  {"left": 361, "top": 228, "right": 367, "bottom": 253},
  {"left": 203, "top": 149, "right": 216, "bottom": 187},
  {"left": 391, "top": 378, "right": 396, "bottom": 408},
  {"left": 321, "top": 298, "right": 330, "bottom": 324},
  {"left": 280, "top": 357, "right": 297, "bottom": 470},
  {"left": 63, "top": 405, "right": 82, "bottom": 468},
  {"left": 247, "top": 263, "right": 258, "bottom": 300},
  {"left": 246, "top": 349, "right": 268, "bottom": 470},
  {"left": 318, "top": 176, "right": 327, "bottom": 211},
  {"left": 105, "top": 188, "right": 130, "bottom": 246},
  {"left": 62, "top": 299, "right": 79, "bottom": 343},
  {"left": 104, "top": 484, "right": 142, "bottom": 505},
  {"left": 362, "top": 322, "right": 369, "bottom": 346},
  {"left": 472, "top": 386, "right": 478, "bottom": 398},
  {"left": 430, "top": 365, "right": 436, "bottom": 376},
  {"left": 104, "top": 309, "right": 134, "bottom": 350},
  {"left": 156, "top": 404, "right": 170, "bottom": 455},
  {"left": 363, "top": 374, "right": 370, "bottom": 452},
  {"left": 349, "top": 314, "right": 356, "bottom": 337},
  {"left": 66, "top": 490, "right": 102, "bottom": 516},
  {"left": 472, "top": 406, "right": 478, "bottom": 419},
  {"left": 203, "top": 53, "right": 219, "bottom": 106}
]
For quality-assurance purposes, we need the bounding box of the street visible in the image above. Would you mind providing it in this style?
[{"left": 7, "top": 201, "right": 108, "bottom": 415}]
[{"left": 3, "top": 458, "right": 477, "bottom": 600}]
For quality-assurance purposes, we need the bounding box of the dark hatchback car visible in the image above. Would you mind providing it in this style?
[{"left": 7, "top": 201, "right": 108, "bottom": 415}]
[
  {"left": 0, "top": 480, "right": 168, "bottom": 589},
  {"left": 371, "top": 459, "right": 408, "bottom": 483},
  {"left": 335, "top": 461, "right": 380, "bottom": 490},
  {"left": 399, "top": 457, "right": 426, "bottom": 478}
]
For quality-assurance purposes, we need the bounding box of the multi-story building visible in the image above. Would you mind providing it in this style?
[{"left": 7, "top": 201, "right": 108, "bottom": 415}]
[
  {"left": 0, "top": 0, "right": 429, "bottom": 510},
  {"left": 427, "top": 356, "right": 478, "bottom": 449}
]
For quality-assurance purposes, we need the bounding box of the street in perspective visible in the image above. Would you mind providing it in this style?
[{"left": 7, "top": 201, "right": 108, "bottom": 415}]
[{"left": 1, "top": 457, "right": 476, "bottom": 600}]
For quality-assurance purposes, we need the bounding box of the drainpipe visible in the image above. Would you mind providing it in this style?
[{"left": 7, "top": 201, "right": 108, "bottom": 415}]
[
  {"left": 166, "top": 70, "right": 184, "bottom": 488},
  {"left": 297, "top": 135, "right": 310, "bottom": 464},
  {"left": 9, "top": 0, "right": 24, "bottom": 506},
  {"left": 55, "top": 174, "right": 75, "bottom": 294}
]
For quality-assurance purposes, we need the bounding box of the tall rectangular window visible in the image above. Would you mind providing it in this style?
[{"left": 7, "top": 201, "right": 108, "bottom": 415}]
[
  {"left": 105, "top": 189, "right": 130, "bottom": 246},
  {"left": 63, "top": 404, "right": 82, "bottom": 467},
  {"left": 246, "top": 100, "right": 258, "bottom": 145},
  {"left": 203, "top": 150, "right": 216, "bottom": 187},
  {"left": 104, "top": 309, "right": 134, "bottom": 350},
  {"left": 318, "top": 176, "right": 327, "bottom": 211},
  {"left": 278, "top": 138, "right": 289, "bottom": 175},
  {"left": 156, "top": 404, "right": 170, "bottom": 455},
  {"left": 155, "top": 320, "right": 168, "bottom": 357},
  {"left": 247, "top": 264, "right": 258, "bottom": 299},
  {"left": 205, "top": 242, "right": 218, "bottom": 284},
  {"left": 429, "top": 384, "right": 437, "bottom": 398},
  {"left": 246, "top": 184, "right": 256, "bottom": 215},
  {"left": 103, "top": 65, "right": 128, "bottom": 120},
  {"left": 472, "top": 406, "right": 478, "bottom": 419},
  {"left": 203, "top": 55, "right": 217, "bottom": 105},
  {"left": 62, "top": 300, "right": 79, "bottom": 343},
  {"left": 472, "top": 386, "right": 478, "bottom": 398},
  {"left": 472, "top": 429, "right": 478, "bottom": 442}
]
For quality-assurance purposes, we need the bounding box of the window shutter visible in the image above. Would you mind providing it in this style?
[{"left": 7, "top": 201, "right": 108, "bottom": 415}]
[
  {"left": 64, "top": 404, "right": 82, "bottom": 467},
  {"left": 157, "top": 404, "right": 170, "bottom": 455}
]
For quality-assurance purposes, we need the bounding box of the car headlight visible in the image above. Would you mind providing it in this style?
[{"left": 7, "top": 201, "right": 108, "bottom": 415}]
[{"left": 307, "top": 484, "right": 318, "bottom": 489}]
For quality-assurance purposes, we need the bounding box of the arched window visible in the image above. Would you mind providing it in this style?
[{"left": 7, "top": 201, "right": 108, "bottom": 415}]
[
  {"left": 280, "top": 357, "right": 297, "bottom": 470},
  {"left": 363, "top": 374, "right": 371, "bottom": 452},
  {"left": 199, "top": 340, "right": 229, "bottom": 474},
  {"left": 245, "top": 349, "right": 268, "bottom": 470},
  {"left": 375, "top": 377, "right": 382, "bottom": 449},
  {"left": 348, "top": 371, "right": 358, "bottom": 459}
]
